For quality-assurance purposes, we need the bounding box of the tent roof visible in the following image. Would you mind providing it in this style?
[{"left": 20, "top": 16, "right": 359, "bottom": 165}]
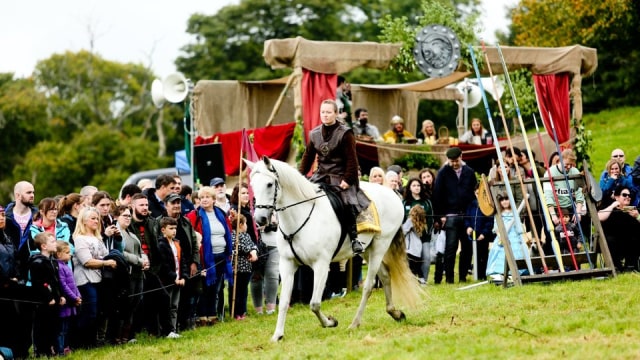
[
  {"left": 263, "top": 36, "right": 402, "bottom": 74},
  {"left": 481, "top": 45, "right": 597, "bottom": 77},
  {"left": 263, "top": 37, "right": 597, "bottom": 78},
  {"left": 358, "top": 71, "right": 469, "bottom": 93}
]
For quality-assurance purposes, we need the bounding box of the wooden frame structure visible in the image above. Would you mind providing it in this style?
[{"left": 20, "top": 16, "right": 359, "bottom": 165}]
[{"left": 489, "top": 162, "right": 615, "bottom": 287}]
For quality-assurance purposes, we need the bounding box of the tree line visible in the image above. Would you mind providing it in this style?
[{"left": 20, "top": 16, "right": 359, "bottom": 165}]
[{"left": 0, "top": 0, "right": 637, "bottom": 203}]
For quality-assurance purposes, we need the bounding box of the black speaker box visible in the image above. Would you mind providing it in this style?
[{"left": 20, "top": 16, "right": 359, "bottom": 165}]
[{"left": 194, "top": 143, "right": 225, "bottom": 186}]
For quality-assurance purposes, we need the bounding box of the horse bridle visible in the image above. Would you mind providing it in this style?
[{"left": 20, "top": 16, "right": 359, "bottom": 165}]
[{"left": 254, "top": 164, "right": 326, "bottom": 264}]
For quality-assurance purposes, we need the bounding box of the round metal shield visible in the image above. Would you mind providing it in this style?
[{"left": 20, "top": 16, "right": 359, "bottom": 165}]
[{"left": 413, "top": 24, "right": 461, "bottom": 78}]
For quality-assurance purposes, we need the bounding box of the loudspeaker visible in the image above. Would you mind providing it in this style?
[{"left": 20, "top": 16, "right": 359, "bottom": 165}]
[
  {"left": 163, "top": 73, "right": 190, "bottom": 103},
  {"left": 456, "top": 80, "right": 482, "bottom": 108},
  {"left": 194, "top": 143, "right": 225, "bottom": 186}
]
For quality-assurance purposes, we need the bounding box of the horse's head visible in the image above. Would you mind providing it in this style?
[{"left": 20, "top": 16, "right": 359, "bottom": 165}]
[{"left": 245, "top": 156, "right": 279, "bottom": 226}]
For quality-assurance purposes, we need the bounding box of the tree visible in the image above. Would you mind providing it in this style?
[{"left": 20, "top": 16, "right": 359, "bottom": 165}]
[
  {"left": 509, "top": 0, "right": 640, "bottom": 111},
  {"left": 10, "top": 123, "right": 169, "bottom": 201},
  {"left": 0, "top": 75, "right": 50, "bottom": 200},
  {"left": 176, "top": 0, "right": 481, "bottom": 82},
  {"left": 33, "top": 50, "right": 183, "bottom": 155},
  {"left": 176, "top": 0, "right": 350, "bottom": 81}
]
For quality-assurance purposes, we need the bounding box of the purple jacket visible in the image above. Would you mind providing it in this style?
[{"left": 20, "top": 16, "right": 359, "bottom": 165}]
[{"left": 57, "top": 259, "right": 81, "bottom": 318}]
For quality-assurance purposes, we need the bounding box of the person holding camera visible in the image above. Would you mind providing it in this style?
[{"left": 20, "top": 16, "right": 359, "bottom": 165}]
[{"left": 598, "top": 186, "right": 640, "bottom": 272}]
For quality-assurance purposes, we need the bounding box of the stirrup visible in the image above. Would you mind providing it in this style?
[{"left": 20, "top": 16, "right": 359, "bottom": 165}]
[{"left": 351, "top": 240, "right": 364, "bottom": 254}]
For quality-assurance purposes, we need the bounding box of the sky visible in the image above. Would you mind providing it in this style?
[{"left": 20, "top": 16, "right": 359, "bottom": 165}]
[{"left": 0, "top": 0, "right": 517, "bottom": 79}]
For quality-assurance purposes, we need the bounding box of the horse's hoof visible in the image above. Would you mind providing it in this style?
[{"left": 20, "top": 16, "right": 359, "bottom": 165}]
[
  {"left": 327, "top": 316, "right": 339, "bottom": 328},
  {"left": 388, "top": 309, "right": 406, "bottom": 322},
  {"left": 271, "top": 334, "right": 284, "bottom": 342},
  {"left": 394, "top": 311, "right": 406, "bottom": 322}
]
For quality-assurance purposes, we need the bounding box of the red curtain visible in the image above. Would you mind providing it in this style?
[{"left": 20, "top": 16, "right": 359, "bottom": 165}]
[
  {"left": 533, "top": 73, "right": 571, "bottom": 144},
  {"left": 301, "top": 69, "right": 337, "bottom": 142},
  {"left": 195, "top": 122, "right": 296, "bottom": 176}
]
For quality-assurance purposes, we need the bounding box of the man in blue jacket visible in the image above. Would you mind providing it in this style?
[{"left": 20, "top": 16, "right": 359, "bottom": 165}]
[{"left": 3, "top": 181, "right": 38, "bottom": 359}]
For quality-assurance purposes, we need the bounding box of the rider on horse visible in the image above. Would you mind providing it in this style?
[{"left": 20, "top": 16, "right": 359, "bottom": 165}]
[{"left": 299, "top": 99, "right": 370, "bottom": 254}]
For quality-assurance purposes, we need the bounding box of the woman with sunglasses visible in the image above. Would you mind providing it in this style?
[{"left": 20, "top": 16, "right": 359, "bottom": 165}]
[{"left": 598, "top": 186, "right": 640, "bottom": 272}]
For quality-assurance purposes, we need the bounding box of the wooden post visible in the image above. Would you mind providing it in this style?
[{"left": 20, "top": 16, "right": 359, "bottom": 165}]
[{"left": 265, "top": 74, "right": 296, "bottom": 127}]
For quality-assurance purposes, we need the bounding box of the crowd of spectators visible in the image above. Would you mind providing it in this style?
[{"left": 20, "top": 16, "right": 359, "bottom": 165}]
[
  {"left": 0, "top": 175, "right": 279, "bottom": 358},
  {"left": 1, "top": 137, "right": 635, "bottom": 358}
]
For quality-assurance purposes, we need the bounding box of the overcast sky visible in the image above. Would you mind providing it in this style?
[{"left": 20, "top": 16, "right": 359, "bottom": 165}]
[{"left": 0, "top": 0, "right": 516, "bottom": 79}]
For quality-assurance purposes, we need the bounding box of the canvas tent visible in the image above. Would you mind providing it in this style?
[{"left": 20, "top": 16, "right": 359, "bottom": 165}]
[
  {"left": 194, "top": 37, "right": 596, "bottom": 136},
  {"left": 191, "top": 37, "right": 597, "bottom": 172}
]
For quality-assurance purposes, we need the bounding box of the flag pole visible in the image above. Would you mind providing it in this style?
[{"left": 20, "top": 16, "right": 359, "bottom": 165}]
[{"left": 231, "top": 129, "right": 246, "bottom": 319}]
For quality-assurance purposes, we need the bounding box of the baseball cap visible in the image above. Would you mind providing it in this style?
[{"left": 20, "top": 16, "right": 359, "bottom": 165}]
[
  {"left": 164, "top": 193, "right": 182, "bottom": 203},
  {"left": 387, "top": 165, "right": 403, "bottom": 174},
  {"left": 210, "top": 177, "right": 225, "bottom": 187}
]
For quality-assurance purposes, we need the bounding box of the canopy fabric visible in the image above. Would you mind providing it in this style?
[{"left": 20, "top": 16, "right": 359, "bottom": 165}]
[
  {"left": 534, "top": 73, "right": 571, "bottom": 144},
  {"left": 301, "top": 70, "right": 336, "bottom": 142},
  {"left": 192, "top": 79, "right": 297, "bottom": 137},
  {"left": 194, "top": 122, "right": 296, "bottom": 176},
  {"left": 192, "top": 39, "right": 596, "bottom": 164},
  {"left": 263, "top": 36, "right": 402, "bottom": 74},
  {"left": 482, "top": 45, "right": 597, "bottom": 77}
]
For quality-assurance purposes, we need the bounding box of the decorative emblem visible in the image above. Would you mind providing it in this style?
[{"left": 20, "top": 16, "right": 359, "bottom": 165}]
[
  {"left": 413, "top": 24, "right": 461, "bottom": 78},
  {"left": 319, "top": 142, "right": 330, "bottom": 157}
]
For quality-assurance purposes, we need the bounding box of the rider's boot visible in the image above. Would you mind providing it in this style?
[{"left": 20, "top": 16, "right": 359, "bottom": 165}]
[{"left": 349, "top": 206, "right": 364, "bottom": 254}]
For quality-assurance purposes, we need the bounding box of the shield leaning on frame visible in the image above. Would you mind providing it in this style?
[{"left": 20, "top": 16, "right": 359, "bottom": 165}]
[
  {"left": 413, "top": 24, "right": 461, "bottom": 78},
  {"left": 478, "top": 174, "right": 495, "bottom": 216}
]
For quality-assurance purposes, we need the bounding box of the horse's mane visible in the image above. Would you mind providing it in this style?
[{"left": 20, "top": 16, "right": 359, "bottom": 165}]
[{"left": 262, "top": 159, "right": 319, "bottom": 200}]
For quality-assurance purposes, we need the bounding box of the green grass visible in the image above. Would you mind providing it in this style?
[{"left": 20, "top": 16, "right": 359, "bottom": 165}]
[
  {"left": 583, "top": 106, "right": 640, "bottom": 173},
  {"left": 63, "top": 107, "right": 640, "bottom": 359},
  {"left": 66, "top": 273, "right": 640, "bottom": 359}
]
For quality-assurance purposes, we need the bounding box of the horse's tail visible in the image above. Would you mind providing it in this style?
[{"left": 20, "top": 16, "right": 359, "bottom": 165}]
[{"left": 382, "top": 228, "right": 424, "bottom": 309}]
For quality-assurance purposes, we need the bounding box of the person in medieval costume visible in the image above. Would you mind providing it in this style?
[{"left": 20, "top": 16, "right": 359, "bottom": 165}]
[{"left": 299, "top": 99, "right": 370, "bottom": 254}]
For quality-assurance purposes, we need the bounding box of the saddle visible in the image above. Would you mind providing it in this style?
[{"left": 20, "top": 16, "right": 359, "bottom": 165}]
[
  {"left": 317, "top": 184, "right": 381, "bottom": 235},
  {"left": 318, "top": 183, "right": 349, "bottom": 237}
]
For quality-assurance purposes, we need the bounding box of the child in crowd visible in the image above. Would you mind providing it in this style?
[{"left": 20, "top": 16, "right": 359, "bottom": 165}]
[
  {"left": 229, "top": 214, "right": 258, "bottom": 320},
  {"left": 486, "top": 193, "right": 527, "bottom": 283},
  {"left": 402, "top": 206, "right": 430, "bottom": 284},
  {"left": 157, "top": 217, "right": 186, "bottom": 339},
  {"left": 29, "top": 232, "right": 64, "bottom": 357},
  {"left": 55, "top": 240, "right": 82, "bottom": 355},
  {"left": 464, "top": 187, "right": 495, "bottom": 280},
  {"left": 554, "top": 208, "right": 582, "bottom": 254}
]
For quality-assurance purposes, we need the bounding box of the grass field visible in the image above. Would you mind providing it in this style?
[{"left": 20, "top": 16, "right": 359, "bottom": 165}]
[
  {"left": 63, "top": 107, "right": 640, "bottom": 359},
  {"left": 67, "top": 272, "right": 640, "bottom": 360},
  {"left": 583, "top": 106, "right": 640, "bottom": 173}
]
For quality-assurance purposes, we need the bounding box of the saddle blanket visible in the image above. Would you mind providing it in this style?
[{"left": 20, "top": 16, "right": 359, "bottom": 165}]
[{"left": 356, "top": 192, "right": 381, "bottom": 233}]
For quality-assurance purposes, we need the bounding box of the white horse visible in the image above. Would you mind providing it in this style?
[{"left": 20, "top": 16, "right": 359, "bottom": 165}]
[{"left": 246, "top": 156, "right": 421, "bottom": 342}]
